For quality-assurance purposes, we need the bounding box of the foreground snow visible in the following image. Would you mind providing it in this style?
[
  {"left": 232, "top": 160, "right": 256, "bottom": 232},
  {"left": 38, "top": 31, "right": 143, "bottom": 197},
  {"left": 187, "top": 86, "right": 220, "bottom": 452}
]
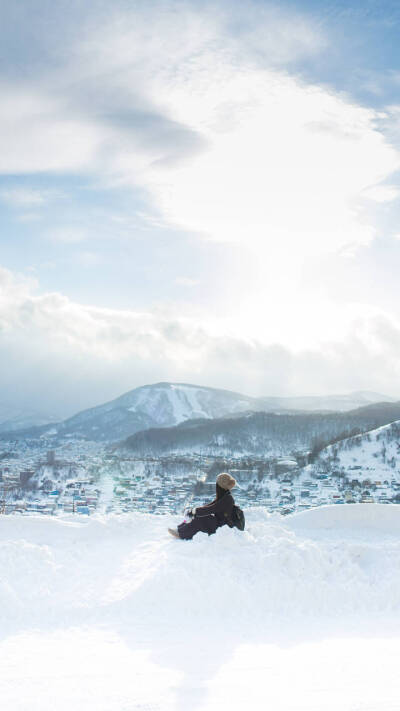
[{"left": 1, "top": 505, "right": 400, "bottom": 710}]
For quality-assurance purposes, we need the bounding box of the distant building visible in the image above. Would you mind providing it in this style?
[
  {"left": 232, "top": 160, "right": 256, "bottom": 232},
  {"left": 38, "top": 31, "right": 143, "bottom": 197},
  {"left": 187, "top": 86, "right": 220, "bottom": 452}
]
[
  {"left": 275, "top": 459, "right": 299, "bottom": 475},
  {"left": 47, "top": 450, "right": 56, "bottom": 465},
  {"left": 20, "top": 469, "right": 35, "bottom": 486},
  {"left": 230, "top": 468, "right": 257, "bottom": 483}
]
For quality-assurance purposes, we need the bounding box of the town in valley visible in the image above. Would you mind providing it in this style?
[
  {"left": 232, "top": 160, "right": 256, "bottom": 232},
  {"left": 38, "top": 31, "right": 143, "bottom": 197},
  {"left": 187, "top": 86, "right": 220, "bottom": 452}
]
[{"left": 1, "top": 428, "right": 400, "bottom": 518}]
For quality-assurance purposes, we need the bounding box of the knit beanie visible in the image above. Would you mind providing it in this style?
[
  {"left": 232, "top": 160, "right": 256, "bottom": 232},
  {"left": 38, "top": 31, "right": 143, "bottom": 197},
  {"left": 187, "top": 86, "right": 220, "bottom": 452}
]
[{"left": 216, "top": 472, "right": 236, "bottom": 490}]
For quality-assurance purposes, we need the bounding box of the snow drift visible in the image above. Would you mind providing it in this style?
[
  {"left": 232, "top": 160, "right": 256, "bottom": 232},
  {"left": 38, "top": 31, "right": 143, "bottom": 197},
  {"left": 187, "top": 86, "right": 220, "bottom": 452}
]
[
  {"left": 2, "top": 504, "right": 400, "bottom": 630},
  {"left": 2, "top": 505, "right": 400, "bottom": 711}
]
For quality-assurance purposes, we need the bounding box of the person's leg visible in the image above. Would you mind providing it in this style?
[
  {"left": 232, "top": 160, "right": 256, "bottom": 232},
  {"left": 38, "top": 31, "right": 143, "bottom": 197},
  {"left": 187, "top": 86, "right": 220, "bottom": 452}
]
[
  {"left": 178, "top": 515, "right": 217, "bottom": 540},
  {"left": 177, "top": 518, "right": 201, "bottom": 540}
]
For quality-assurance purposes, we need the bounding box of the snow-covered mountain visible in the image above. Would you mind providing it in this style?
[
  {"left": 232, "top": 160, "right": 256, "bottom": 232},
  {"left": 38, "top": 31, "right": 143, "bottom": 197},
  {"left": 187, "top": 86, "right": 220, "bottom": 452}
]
[
  {"left": 35, "top": 382, "right": 260, "bottom": 442},
  {"left": 0, "top": 405, "right": 59, "bottom": 433},
  {"left": 2, "top": 382, "right": 395, "bottom": 443}
]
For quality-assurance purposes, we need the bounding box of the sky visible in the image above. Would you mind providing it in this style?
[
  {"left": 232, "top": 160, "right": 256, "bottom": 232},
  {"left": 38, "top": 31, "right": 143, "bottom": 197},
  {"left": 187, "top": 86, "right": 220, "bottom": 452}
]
[{"left": 2, "top": 0, "right": 400, "bottom": 417}]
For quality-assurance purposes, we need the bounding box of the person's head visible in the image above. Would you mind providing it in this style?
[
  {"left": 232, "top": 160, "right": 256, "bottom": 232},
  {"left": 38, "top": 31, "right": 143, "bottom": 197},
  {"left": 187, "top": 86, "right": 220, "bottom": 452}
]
[{"left": 216, "top": 472, "right": 236, "bottom": 498}]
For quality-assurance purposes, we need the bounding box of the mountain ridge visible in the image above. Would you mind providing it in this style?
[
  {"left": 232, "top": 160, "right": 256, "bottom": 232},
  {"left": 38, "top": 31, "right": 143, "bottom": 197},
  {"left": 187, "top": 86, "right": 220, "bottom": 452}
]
[
  {"left": 0, "top": 382, "right": 395, "bottom": 443},
  {"left": 121, "top": 400, "right": 400, "bottom": 458}
]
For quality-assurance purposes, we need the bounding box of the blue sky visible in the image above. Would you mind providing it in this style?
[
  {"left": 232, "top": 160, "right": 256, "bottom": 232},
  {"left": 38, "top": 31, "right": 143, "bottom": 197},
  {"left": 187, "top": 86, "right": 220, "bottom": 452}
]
[{"left": 1, "top": 0, "right": 400, "bottom": 416}]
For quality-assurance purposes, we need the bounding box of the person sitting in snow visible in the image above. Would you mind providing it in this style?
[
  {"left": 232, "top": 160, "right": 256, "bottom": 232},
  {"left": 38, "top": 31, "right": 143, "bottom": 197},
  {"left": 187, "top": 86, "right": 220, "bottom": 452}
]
[{"left": 168, "top": 472, "right": 237, "bottom": 540}]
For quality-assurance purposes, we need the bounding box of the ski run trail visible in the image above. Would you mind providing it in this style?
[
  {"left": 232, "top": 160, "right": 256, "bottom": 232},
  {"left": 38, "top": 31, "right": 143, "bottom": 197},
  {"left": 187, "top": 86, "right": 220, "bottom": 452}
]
[{"left": 1, "top": 504, "right": 400, "bottom": 711}]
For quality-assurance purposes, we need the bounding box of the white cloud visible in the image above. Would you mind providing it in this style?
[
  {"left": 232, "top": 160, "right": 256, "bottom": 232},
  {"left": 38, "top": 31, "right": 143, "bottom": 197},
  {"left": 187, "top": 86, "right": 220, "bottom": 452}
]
[
  {"left": 16, "top": 212, "right": 42, "bottom": 223},
  {"left": 362, "top": 184, "right": 400, "bottom": 202},
  {"left": 46, "top": 227, "right": 88, "bottom": 244},
  {"left": 56, "top": 4, "right": 397, "bottom": 266},
  {"left": 1, "top": 265, "right": 400, "bottom": 415},
  {"left": 174, "top": 277, "right": 200, "bottom": 287},
  {"left": 61, "top": 3, "right": 400, "bottom": 344},
  {"left": 1, "top": 3, "right": 398, "bottom": 275},
  {"left": 146, "top": 72, "right": 399, "bottom": 258},
  {"left": 0, "top": 3, "right": 327, "bottom": 185},
  {"left": 0, "top": 187, "right": 48, "bottom": 207},
  {"left": 0, "top": 87, "right": 103, "bottom": 174}
]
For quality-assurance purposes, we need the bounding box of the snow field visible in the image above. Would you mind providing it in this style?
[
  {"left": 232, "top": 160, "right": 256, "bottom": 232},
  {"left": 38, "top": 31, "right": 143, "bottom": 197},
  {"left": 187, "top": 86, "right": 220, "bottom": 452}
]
[
  {"left": 1, "top": 504, "right": 400, "bottom": 710},
  {"left": 2, "top": 505, "right": 400, "bottom": 626}
]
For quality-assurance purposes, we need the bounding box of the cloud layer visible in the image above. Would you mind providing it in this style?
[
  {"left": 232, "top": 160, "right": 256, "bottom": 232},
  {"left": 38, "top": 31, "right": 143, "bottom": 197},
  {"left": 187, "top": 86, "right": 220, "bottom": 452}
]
[
  {"left": 1, "top": 266, "right": 400, "bottom": 416},
  {"left": 1, "top": 2, "right": 397, "bottom": 259}
]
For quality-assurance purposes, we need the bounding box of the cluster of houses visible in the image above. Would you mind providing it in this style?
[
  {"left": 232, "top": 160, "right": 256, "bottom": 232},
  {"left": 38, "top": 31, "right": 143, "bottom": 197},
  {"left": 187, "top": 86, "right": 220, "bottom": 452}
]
[
  {"left": 0, "top": 480, "right": 101, "bottom": 516},
  {"left": 1, "top": 440, "right": 400, "bottom": 517},
  {"left": 233, "top": 472, "right": 400, "bottom": 515},
  {"left": 95, "top": 454, "right": 400, "bottom": 516},
  {"left": 105, "top": 454, "right": 206, "bottom": 514},
  {"left": 0, "top": 438, "right": 105, "bottom": 515}
]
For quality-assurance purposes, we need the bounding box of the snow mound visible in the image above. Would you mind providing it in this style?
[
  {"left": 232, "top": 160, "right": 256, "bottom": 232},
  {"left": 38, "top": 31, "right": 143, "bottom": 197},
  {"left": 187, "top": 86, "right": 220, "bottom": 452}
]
[
  {"left": 1, "top": 504, "right": 400, "bottom": 637},
  {"left": 287, "top": 501, "right": 400, "bottom": 533},
  {"left": 3, "top": 505, "right": 400, "bottom": 710}
]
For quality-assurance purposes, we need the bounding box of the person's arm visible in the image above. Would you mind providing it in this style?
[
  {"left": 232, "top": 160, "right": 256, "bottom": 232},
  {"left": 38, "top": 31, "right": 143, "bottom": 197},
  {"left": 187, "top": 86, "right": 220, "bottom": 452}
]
[{"left": 195, "top": 495, "right": 229, "bottom": 517}]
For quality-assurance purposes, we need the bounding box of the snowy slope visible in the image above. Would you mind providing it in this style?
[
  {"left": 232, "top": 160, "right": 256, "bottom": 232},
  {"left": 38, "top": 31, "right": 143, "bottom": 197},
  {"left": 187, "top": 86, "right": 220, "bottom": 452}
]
[
  {"left": 125, "top": 382, "right": 251, "bottom": 423},
  {"left": 312, "top": 419, "right": 400, "bottom": 482},
  {"left": 1, "top": 505, "right": 400, "bottom": 710}
]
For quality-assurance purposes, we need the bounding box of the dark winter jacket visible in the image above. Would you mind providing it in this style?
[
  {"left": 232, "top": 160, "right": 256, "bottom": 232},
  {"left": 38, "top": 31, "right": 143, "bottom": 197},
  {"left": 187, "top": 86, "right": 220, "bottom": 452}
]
[{"left": 194, "top": 490, "right": 235, "bottom": 529}]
